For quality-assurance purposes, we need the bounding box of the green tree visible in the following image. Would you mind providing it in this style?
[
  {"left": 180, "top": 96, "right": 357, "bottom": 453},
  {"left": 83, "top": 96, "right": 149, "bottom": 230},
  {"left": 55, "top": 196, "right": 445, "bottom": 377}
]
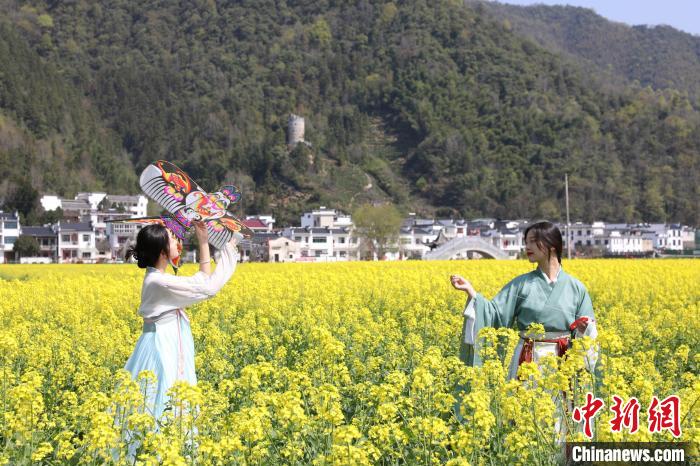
[
  {"left": 309, "top": 18, "right": 332, "bottom": 46},
  {"left": 352, "top": 203, "right": 403, "bottom": 260},
  {"left": 37, "top": 14, "right": 54, "bottom": 29},
  {"left": 13, "top": 235, "right": 40, "bottom": 259}
]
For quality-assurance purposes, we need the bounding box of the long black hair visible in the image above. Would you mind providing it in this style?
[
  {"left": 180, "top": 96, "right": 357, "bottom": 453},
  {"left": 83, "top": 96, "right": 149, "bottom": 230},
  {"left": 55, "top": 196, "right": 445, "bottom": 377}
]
[
  {"left": 524, "top": 221, "right": 563, "bottom": 264},
  {"left": 125, "top": 224, "right": 171, "bottom": 268}
]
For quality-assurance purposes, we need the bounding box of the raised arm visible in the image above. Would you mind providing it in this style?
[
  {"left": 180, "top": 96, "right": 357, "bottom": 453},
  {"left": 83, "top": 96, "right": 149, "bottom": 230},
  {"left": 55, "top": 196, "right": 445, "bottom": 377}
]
[
  {"left": 148, "top": 239, "right": 240, "bottom": 309},
  {"left": 452, "top": 275, "right": 523, "bottom": 328},
  {"left": 451, "top": 274, "right": 525, "bottom": 366},
  {"left": 193, "top": 221, "right": 212, "bottom": 276}
]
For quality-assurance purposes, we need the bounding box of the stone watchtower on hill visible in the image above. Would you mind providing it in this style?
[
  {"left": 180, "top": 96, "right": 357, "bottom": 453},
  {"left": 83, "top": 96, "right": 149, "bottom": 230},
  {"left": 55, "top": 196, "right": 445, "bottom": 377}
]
[{"left": 287, "top": 114, "right": 305, "bottom": 147}]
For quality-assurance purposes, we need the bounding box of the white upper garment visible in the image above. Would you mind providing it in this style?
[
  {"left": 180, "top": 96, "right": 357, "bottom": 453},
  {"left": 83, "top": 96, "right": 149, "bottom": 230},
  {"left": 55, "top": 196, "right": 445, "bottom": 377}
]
[{"left": 138, "top": 242, "right": 239, "bottom": 319}]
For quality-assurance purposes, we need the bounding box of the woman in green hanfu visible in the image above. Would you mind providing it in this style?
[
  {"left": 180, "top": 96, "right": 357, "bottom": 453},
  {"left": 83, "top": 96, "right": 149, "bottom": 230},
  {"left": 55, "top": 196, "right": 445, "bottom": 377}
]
[{"left": 450, "top": 221, "right": 597, "bottom": 379}]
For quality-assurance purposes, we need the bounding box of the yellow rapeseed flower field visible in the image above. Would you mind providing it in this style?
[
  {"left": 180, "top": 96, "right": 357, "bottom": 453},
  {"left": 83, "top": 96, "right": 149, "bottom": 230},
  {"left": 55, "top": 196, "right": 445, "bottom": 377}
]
[{"left": 0, "top": 259, "right": 697, "bottom": 464}]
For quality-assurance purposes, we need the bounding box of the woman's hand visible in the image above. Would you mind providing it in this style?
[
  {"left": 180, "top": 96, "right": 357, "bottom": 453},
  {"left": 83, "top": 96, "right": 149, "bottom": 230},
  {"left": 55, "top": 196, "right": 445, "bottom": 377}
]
[
  {"left": 570, "top": 316, "right": 590, "bottom": 334},
  {"left": 194, "top": 221, "right": 209, "bottom": 243},
  {"left": 450, "top": 274, "right": 476, "bottom": 297}
]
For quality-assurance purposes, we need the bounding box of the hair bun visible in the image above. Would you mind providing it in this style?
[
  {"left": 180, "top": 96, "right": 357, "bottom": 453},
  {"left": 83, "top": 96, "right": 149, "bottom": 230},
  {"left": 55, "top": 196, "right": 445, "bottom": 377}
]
[
  {"left": 125, "top": 245, "right": 139, "bottom": 262},
  {"left": 129, "top": 224, "right": 170, "bottom": 268}
]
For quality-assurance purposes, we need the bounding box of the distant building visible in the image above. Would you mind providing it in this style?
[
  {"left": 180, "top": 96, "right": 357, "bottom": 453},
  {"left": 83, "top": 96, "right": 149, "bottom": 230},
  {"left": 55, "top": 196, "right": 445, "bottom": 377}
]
[
  {"left": 606, "top": 230, "right": 646, "bottom": 255},
  {"left": 300, "top": 207, "right": 352, "bottom": 229},
  {"left": 40, "top": 193, "right": 149, "bottom": 261},
  {"left": 40, "top": 195, "right": 62, "bottom": 211},
  {"left": 245, "top": 215, "right": 276, "bottom": 232},
  {"left": 435, "top": 219, "right": 470, "bottom": 238},
  {"left": 283, "top": 226, "right": 359, "bottom": 261},
  {"left": 0, "top": 211, "right": 20, "bottom": 263},
  {"left": 331, "top": 227, "right": 358, "bottom": 261},
  {"left": 288, "top": 114, "right": 305, "bottom": 147},
  {"left": 399, "top": 223, "right": 438, "bottom": 260},
  {"left": 40, "top": 193, "right": 148, "bottom": 223},
  {"left": 268, "top": 236, "right": 300, "bottom": 262},
  {"left": 57, "top": 222, "right": 97, "bottom": 263},
  {"left": 560, "top": 221, "right": 606, "bottom": 249},
  {"left": 107, "top": 222, "right": 145, "bottom": 262},
  {"left": 470, "top": 218, "right": 497, "bottom": 230},
  {"left": 20, "top": 225, "right": 57, "bottom": 263},
  {"left": 59, "top": 199, "right": 92, "bottom": 223},
  {"left": 681, "top": 226, "right": 695, "bottom": 251},
  {"left": 102, "top": 194, "right": 148, "bottom": 218},
  {"left": 646, "top": 223, "right": 684, "bottom": 251},
  {"left": 239, "top": 232, "right": 279, "bottom": 262},
  {"left": 482, "top": 227, "right": 523, "bottom": 259},
  {"left": 242, "top": 218, "right": 271, "bottom": 233}
]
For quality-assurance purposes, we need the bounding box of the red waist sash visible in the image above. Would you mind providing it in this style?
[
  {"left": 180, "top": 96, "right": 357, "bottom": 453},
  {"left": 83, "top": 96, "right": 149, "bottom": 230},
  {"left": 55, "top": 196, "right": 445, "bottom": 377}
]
[{"left": 518, "top": 336, "right": 570, "bottom": 365}]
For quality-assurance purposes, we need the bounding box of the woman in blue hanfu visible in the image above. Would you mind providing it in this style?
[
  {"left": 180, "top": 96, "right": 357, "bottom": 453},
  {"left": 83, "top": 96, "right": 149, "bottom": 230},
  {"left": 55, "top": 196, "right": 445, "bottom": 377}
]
[
  {"left": 450, "top": 221, "right": 598, "bottom": 437},
  {"left": 450, "top": 220, "right": 598, "bottom": 378},
  {"left": 123, "top": 220, "right": 240, "bottom": 424}
]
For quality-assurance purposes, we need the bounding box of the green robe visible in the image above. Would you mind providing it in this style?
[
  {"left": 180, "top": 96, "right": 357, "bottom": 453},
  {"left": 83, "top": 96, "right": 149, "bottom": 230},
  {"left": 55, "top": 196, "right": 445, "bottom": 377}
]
[{"left": 460, "top": 268, "right": 594, "bottom": 367}]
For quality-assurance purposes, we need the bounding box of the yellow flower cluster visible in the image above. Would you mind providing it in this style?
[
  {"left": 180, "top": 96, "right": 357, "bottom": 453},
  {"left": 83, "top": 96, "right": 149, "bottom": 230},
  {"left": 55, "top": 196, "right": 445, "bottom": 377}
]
[{"left": 0, "top": 259, "right": 697, "bottom": 464}]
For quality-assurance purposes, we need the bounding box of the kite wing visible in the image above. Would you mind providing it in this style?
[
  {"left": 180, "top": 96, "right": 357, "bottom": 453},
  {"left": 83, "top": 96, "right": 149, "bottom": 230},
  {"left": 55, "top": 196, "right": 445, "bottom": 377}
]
[
  {"left": 137, "top": 160, "right": 251, "bottom": 249},
  {"left": 217, "top": 185, "right": 242, "bottom": 209},
  {"left": 206, "top": 213, "right": 254, "bottom": 249},
  {"left": 139, "top": 160, "right": 207, "bottom": 219}
]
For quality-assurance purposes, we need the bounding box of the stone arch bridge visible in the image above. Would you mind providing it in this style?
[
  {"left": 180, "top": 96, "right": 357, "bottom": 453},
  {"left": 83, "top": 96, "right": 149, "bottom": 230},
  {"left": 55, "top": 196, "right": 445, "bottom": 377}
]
[{"left": 424, "top": 237, "right": 510, "bottom": 260}]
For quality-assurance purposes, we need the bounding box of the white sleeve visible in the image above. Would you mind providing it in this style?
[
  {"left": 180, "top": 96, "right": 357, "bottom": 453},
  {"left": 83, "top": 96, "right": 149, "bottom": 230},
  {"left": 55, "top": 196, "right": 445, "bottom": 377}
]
[
  {"left": 149, "top": 243, "right": 239, "bottom": 308},
  {"left": 462, "top": 298, "right": 476, "bottom": 345},
  {"left": 202, "top": 242, "right": 239, "bottom": 293},
  {"left": 575, "top": 319, "right": 598, "bottom": 373}
]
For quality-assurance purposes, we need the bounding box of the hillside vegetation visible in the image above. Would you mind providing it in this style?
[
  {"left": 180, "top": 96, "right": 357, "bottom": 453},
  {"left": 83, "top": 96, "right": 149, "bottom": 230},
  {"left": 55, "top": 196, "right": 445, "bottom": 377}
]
[{"left": 0, "top": 1, "right": 697, "bottom": 225}]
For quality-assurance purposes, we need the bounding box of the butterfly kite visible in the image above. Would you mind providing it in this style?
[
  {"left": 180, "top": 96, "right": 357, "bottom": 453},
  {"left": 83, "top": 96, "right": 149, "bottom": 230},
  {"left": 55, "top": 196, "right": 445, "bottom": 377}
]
[{"left": 108, "top": 160, "right": 253, "bottom": 267}]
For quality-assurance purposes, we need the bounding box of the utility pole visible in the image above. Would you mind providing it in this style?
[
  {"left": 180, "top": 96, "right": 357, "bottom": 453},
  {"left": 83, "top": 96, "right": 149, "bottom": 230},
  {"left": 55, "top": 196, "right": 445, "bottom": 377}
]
[{"left": 565, "top": 173, "right": 571, "bottom": 260}]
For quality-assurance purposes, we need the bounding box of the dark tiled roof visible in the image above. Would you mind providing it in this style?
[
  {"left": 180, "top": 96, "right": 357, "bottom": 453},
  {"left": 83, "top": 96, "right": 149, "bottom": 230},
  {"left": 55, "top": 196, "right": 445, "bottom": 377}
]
[
  {"left": 252, "top": 232, "right": 280, "bottom": 239},
  {"left": 414, "top": 219, "right": 434, "bottom": 226},
  {"left": 251, "top": 232, "right": 280, "bottom": 244},
  {"left": 61, "top": 200, "right": 91, "bottom": 210},
  {"left": 106, "top": 194, "right": 142, "bottom": 202},
  {"left": 21, "top": 226, "right": 55, "bottom": 236},
  {"left": 60, "top": 222, "right": 93, "bottom": 232}
]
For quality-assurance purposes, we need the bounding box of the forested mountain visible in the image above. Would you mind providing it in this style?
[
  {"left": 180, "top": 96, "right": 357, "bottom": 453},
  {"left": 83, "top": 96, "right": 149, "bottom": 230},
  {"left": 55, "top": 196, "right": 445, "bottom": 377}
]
[
  {"left": 471, "top": 1, "right": 700, "bottom": 105},
  {"left": 0, "top": 23, "right": 136, "bottom": 215},
  {"left": 0, "top": 0, "right": 698, "bottom": 225}
]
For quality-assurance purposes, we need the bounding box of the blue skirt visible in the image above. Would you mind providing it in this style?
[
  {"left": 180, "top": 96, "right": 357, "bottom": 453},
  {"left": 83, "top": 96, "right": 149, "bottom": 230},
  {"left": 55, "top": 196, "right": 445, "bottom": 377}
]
[{"left": 124, "top": 312, "right": 197, "bottom": 423}]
